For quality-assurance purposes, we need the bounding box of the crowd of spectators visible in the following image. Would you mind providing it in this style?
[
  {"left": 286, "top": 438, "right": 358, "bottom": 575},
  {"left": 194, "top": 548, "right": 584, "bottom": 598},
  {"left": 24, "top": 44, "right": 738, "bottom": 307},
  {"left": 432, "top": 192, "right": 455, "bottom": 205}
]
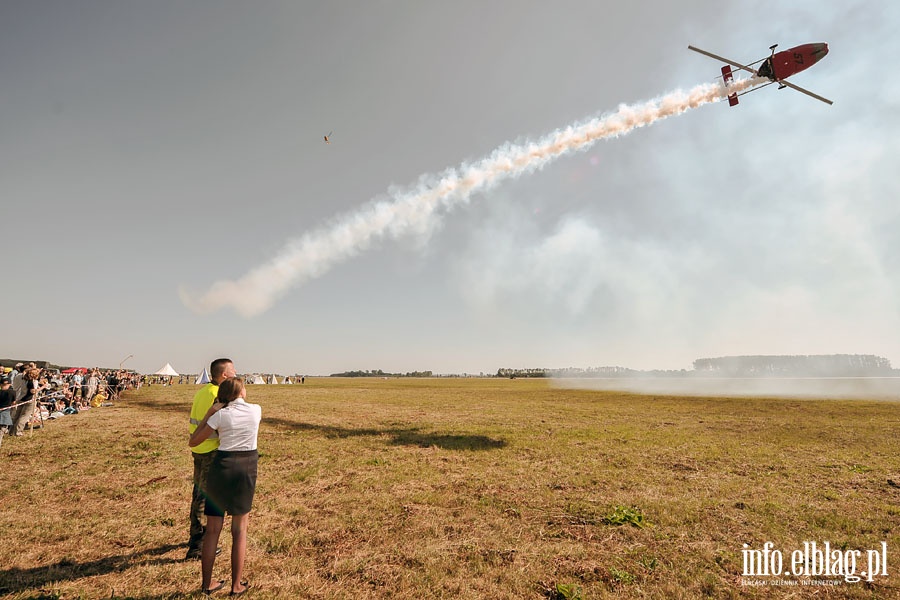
[{"left": 0, "top": 363, "right": 143, "bottom": 445}]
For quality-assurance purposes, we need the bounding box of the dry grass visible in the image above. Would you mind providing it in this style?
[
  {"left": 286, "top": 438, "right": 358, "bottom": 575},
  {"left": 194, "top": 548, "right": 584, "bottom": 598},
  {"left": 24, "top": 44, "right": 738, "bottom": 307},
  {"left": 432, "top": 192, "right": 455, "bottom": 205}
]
[{"left": 1, "top": 377, "right": 899, "bottom": 599}]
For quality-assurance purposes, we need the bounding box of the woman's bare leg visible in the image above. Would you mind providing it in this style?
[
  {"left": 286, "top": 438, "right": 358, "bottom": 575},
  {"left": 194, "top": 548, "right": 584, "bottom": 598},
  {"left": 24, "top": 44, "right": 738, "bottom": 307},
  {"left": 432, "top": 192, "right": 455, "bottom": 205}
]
[
  {"left": 230, "top": 512, "right": 250, "bottom": 593},
  {"left": 201, "top": 516, "right": 224, "bottom": 590}
]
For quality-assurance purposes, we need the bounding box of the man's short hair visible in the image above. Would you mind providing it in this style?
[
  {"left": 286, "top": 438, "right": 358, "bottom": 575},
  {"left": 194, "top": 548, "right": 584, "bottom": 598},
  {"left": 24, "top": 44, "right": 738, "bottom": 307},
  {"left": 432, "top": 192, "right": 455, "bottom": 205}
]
[{"left": 210, "top": 358, "right": 233, "bottom": 379}]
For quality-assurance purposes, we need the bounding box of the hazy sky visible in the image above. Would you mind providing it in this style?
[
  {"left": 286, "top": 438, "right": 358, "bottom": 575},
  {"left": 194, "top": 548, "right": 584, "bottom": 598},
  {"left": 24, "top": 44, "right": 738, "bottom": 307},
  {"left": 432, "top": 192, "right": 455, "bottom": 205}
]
[{"left": 3, "top": 1, "right": 899, "bottom": 375}]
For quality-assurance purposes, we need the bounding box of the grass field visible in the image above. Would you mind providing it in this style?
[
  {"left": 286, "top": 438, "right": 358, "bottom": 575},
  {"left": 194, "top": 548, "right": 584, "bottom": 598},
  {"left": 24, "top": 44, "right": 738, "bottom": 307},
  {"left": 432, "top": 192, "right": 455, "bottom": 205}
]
[{"left": 1, "top": 377, "right": 899, "bottom": 599}]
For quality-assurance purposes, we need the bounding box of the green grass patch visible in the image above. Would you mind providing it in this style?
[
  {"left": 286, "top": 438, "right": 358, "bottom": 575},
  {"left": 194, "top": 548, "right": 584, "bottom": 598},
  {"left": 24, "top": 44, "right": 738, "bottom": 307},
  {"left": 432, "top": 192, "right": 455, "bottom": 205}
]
[{"left": 602, "top": 505, "right": 650, "bottom": 528}]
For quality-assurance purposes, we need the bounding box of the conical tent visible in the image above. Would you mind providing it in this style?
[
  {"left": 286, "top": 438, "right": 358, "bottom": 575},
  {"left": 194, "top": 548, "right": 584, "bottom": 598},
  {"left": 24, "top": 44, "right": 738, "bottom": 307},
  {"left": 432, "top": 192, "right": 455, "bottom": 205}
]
[
  {"left": 154, "top": 363, "right": 179, "bottom": 376},
  {"left": 249, "top": 374, "right": 266, "bottom": 384},
  {"left": 267, "top": 374, "right": 279, "bottom": 384},
  {"left": 195, "top": 367, "right": 211, "bottom": 384}
]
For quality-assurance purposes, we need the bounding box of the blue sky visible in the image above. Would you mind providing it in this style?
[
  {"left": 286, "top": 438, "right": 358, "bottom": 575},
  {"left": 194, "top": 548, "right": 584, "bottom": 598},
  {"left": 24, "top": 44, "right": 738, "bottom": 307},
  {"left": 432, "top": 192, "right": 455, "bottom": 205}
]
[{"left": 3, "top": 1, "right": 898, "bottom": 375}]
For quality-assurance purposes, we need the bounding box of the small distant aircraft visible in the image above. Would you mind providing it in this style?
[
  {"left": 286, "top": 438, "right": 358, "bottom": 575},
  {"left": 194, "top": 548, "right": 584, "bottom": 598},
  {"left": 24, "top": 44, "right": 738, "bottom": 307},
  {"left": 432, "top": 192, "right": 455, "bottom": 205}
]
[
  {"left": 688, "top": 43, "right": 832, "bottom": 106},
  {"left": 324, "top": 131, "right": 333, "bottom": 144}
]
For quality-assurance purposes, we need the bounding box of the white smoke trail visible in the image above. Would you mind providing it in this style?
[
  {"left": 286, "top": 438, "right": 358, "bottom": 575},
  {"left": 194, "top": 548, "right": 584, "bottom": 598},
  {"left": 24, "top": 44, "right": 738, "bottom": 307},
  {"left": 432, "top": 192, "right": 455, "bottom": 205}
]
[{"left": 180, "top": 77, "right": 764, "bottom": 317}]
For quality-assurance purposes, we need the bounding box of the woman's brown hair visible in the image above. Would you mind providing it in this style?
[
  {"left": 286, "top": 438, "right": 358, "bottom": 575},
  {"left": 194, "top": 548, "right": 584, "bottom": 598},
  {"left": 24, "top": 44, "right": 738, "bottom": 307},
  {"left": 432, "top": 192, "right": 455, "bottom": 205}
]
[{"left": 216, "top": 377, "right": 244, "bottom": 406}]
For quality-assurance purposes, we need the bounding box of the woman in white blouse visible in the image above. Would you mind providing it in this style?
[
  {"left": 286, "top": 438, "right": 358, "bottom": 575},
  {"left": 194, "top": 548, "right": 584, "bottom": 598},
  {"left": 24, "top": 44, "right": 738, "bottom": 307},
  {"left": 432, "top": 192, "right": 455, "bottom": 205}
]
[{"left": 189, "top": 377, "right": 261, "bottom": 595}]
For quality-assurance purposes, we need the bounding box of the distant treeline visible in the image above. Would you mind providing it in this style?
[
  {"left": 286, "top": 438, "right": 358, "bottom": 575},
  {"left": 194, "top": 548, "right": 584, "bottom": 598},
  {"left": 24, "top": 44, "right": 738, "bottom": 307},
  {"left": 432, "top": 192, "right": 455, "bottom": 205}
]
[
  {"left": 692, "top": 354, "right": 893, "bottom": 377},
  {"left": 330, "top": 369, "right": 434, "bottom": 378},
  {"left": 1, "top": 358, "right": 57, "bottom": 369}
]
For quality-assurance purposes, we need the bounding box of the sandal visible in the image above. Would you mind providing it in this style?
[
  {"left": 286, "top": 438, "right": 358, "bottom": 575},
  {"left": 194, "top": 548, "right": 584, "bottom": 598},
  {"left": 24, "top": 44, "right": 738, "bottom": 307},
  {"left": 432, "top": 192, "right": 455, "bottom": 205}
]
[
  {"left": 203, "top": 579, "right": 226, "bottom": 595},
  {"left": 230, "top": 581, "right": 250, "bottom": 596}
]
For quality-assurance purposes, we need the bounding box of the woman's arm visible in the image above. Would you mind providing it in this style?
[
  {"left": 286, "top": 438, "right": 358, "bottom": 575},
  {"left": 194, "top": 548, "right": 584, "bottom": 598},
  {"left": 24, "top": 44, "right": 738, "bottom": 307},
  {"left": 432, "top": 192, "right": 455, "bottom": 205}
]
[
  {"left": 189, "top": 423, "right": 214, "bottom": 447},
  {"left": 188, "top": 402, "right": 224, "bottom": 447}
]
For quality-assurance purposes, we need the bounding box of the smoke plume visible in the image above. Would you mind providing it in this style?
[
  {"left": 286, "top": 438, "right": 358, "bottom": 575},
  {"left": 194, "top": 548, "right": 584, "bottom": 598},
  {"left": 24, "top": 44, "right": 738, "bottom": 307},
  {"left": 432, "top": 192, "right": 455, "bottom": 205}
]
[{"left": 180, "top": 77, "right": 764, "bottom": 317}]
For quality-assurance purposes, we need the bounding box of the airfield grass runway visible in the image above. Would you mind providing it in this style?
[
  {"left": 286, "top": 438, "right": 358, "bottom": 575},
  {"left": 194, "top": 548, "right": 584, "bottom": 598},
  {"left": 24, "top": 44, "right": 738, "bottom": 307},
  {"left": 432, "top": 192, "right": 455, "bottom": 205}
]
[{"left": 1, "top": 377, "right": 898, "bottom": 599}]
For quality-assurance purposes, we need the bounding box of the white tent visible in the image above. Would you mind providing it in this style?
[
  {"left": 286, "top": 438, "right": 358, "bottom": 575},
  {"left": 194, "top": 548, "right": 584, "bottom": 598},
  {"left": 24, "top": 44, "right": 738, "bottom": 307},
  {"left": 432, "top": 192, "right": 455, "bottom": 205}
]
[
  {"left": 195, "top": 367, "right": 211, "bottom": 384},
  {"left": 248, "top": 374, "right": 266, "bottom": 385},
  {"left": 154, "top": 363, "right": 179, "bottom": 376},
  {"left": 267, "top": 374, "right": 279, "bottom": 385}
]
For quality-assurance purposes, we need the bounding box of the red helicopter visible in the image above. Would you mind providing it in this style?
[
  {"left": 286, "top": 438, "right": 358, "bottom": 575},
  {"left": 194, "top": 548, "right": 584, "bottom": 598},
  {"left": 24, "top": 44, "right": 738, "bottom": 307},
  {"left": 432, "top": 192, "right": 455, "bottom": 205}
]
[{"left": 688, "top": 43, "right": 832, "bottom": 106}]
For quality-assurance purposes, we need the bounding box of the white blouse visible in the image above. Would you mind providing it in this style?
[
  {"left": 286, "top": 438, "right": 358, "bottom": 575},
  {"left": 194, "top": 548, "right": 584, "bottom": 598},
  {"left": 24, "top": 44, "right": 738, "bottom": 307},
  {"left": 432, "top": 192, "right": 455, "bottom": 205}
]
[{"left": 206, "top": 398, "right": 261, "bottom": 451}]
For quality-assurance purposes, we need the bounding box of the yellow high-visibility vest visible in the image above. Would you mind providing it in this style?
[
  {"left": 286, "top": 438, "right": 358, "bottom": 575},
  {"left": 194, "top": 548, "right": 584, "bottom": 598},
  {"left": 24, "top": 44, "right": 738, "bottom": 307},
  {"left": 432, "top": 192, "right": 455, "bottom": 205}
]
[{"left": 189, "top": 382, "right": 220, "bottom": 454}]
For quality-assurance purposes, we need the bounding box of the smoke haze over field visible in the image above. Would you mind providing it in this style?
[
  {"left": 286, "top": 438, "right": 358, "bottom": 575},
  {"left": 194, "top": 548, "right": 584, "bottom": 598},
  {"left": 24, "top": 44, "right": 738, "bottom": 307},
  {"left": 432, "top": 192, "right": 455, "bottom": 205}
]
[
  {"left": 3, "top": 2, "right": 900, "bottom": 375},
  {"left": 552, "top": 377, "right": 900, "bottom": 400}
]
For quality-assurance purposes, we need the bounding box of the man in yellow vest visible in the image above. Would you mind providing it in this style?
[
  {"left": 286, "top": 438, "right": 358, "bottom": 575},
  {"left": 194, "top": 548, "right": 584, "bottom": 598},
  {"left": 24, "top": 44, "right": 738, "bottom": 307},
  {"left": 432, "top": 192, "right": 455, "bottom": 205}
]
[{"left": 186, "top": 357, "right": 236, "bottom": 559}]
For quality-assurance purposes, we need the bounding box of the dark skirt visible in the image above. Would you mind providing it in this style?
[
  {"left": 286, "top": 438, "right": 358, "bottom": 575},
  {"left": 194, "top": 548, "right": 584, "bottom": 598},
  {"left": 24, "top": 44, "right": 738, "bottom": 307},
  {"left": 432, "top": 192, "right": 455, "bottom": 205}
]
[{"left": 204, "top": 449, "right": 258, "bottom": 517}]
